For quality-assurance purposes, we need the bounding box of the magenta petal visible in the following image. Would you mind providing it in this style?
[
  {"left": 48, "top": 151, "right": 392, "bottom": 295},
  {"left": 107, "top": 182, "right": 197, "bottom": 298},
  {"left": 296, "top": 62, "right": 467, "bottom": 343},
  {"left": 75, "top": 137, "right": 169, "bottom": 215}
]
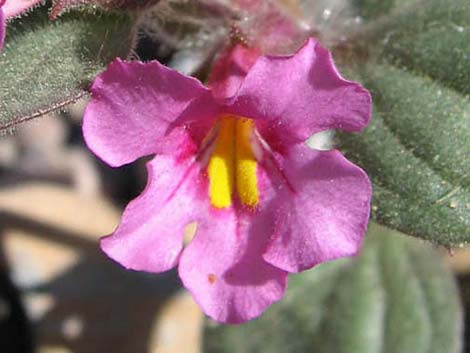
[
  {"left": 228, "top": 38, "right": 371, "bottom": 145},
  {"left": 3, "top": 0, "right": 42, "bottom": 18},
  {"left": 179, "top": 210, "right": 287, "bottom": 323},
  {"left": 83, "top": 59, "right": 217, "bottom": 167},
  {"left": 263, "top": 144, "right": 371, "bottom": 272},
  {"left": 208, "top": 44, "right": 260, "bottom": 100},
  {"left": 101, "top": 154, "right": 206, "bottom": 273}
]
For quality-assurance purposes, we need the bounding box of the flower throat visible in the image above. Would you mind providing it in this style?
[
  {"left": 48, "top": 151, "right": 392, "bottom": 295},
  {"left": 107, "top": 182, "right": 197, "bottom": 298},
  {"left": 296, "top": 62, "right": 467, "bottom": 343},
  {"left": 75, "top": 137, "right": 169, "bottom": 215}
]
[{"left": 207, "top": 116, "right": 259, "bottom": 209}]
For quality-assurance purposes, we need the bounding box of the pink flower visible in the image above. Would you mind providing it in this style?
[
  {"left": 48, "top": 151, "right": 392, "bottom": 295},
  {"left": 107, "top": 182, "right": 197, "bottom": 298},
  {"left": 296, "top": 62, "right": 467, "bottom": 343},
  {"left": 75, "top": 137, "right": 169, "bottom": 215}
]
[{"left": 83, "top": 38, "right": 372, "bottom": 323}]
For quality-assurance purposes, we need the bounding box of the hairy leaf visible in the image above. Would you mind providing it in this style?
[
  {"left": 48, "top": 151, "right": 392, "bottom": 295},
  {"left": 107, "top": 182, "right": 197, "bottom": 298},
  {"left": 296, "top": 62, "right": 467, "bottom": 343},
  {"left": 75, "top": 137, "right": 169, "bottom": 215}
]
[
  {"left": 0, "top": 6, "right": 135, "bottom": 131},
  {"left": 340, "top": 0, "right": 470, "bottom": 246}
]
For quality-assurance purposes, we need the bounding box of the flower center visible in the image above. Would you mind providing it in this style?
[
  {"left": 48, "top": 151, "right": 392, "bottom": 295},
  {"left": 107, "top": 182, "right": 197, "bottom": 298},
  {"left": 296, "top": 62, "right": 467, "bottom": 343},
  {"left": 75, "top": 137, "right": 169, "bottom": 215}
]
[{"left": 207, "top": 116, "right": 259, "bottom": 209}]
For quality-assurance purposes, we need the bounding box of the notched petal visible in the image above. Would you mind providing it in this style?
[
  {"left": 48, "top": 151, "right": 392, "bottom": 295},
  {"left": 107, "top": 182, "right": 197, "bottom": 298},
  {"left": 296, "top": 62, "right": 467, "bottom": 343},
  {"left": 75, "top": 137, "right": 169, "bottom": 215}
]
[
  {"left": 101, "top": 155, "right": 207, "bottom": 273},
  {"left": 263, "top": 145, "right": 372, "bottom": 272},
  {"left": 179, "top": 209, "right": 287, "bottom": 323},
  {"left": 227, "top": 37, "right": 372, "bottom": 148},
  {"left": 83, "top": 59, "right": 218, "bottom": 167}
]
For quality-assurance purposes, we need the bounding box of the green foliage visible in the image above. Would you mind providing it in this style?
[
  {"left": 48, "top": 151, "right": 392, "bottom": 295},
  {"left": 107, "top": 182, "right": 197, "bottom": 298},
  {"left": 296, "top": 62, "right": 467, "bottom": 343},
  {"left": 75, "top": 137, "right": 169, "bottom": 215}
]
[
  {"left": 368, "top": 0, "right": 470, "bottom": 94},
  {"left": 203, "top": 224, "right": 462, "bottom": 353},
  {"left": 0, "top": 6, "right": 134, "bottom": 131},
  {"left": 340, "top": 0, "right": 470, "bottom": 246},
  {"left": 352, "top": 0, "right": 396, "bottom": 19}
]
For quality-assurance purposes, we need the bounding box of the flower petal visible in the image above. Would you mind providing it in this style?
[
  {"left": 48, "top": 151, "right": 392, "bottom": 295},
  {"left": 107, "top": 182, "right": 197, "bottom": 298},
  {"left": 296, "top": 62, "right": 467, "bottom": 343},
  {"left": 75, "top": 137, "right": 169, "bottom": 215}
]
[
  {"left": 83, "top": 59, "right": 217, "bottom": 167},
  {"left": 262, "top": 144, "right": 372, "bottom": 272},
  {"left": 101, "top": 154, "right": 206, "bottom": 273},
  {"left": 179, "top": 208, "right": 287, "bottom": 323},
  {"left": 228, "top": 38, "right": 371, "bottom": 146},
  {"left": 208, "top": 44, "right": 260, "bottom": 100},
  {"left": 3, "top": 0, "right": 42, "bottom": 18}
]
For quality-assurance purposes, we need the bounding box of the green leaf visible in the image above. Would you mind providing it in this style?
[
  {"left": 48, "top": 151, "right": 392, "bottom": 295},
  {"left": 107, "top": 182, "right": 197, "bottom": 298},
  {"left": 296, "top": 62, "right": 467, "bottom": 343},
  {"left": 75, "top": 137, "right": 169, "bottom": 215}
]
[
  {"left": 0, "top": 6, "right": 135, "bottom": 131},
  {"left": 341, "top": 64, "right": 470, "bottom": 246},
  {"left": 340, "top": 0, "right": 470, "bottom": 246},
  {"left": 203, "top": 224, "right": 462, "bottom": 353},
  {"left": 367, "top": 0, "right": 470, "bottom": 94},
  {"left": 351, "top": 0, "right": 421, "bottom": 21},
  {"left": 352, "top": 0, "right": 397, "bottom": 19}
]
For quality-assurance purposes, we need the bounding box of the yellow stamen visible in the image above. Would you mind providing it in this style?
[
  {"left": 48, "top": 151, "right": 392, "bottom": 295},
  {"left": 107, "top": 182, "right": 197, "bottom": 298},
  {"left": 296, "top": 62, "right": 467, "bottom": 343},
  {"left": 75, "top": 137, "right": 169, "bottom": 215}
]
[
  {"left": 235, "top": 118, "right": 259, "bottom": 207},
  {"left": 208, "top": 117, "right": 235, "bottom": 208},
  {"left": 207, "top": 116, "right": 259, "bottom": 209}
]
